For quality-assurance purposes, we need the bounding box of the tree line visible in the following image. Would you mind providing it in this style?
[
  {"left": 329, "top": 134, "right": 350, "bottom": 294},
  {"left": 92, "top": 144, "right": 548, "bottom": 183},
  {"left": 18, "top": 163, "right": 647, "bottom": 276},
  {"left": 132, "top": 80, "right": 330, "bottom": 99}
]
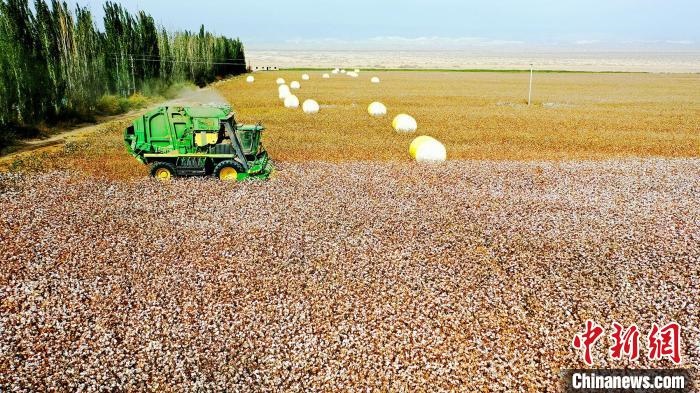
[{"left": 0, "top": 0, "right": 246, "bottom": 147}]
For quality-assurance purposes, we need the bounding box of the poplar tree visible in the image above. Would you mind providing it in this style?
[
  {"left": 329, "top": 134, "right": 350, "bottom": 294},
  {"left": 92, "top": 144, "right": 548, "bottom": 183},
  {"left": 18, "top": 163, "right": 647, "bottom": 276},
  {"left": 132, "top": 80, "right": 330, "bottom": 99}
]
[{"left": 0, "top": 0, "right": 247, "bottom": 148}]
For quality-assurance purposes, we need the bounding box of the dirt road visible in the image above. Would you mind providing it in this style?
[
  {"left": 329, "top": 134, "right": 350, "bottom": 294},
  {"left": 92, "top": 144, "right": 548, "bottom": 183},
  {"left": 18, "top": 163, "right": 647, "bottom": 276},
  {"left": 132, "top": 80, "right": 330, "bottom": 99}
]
[{"left": 0, "top": 86, "right": 229, "bottom": 165}]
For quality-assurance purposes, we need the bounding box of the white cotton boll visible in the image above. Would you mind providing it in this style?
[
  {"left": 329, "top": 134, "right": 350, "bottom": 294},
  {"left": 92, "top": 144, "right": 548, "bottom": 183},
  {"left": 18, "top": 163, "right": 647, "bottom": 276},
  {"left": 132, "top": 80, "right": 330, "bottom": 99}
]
[
  {"left": 276, "top": 78, "right": 285, "bottom": 85},
  {"left": 284, "top": 95, "right": 299, "bottom": 108},
  {"left": 415, "top": 138, "right": 447, "bottom": 162},
  {"left": 246, "top": 75, "right": 255, "bottom": 83},
  {"left": 302, "top": 99, "right": 320, "bottom": 114},
  {"left": 392, "top": 114, "right": 417, "bottom": 133},
  {"left": 367, "top": 102, "right": 387, "bottom": 117},
  {"left": 290, "top": 81, "right": 301, "bottom": 89},
  {"left": 371, "top": 76, "right": 380, "bottom": 84},
  {"left": 322, "top": 73, "right": 330, "bottom": 79},
  {"left": 301, "top": 74, "right": 310, "bottom": 80},
  {"left": 278, "top": 85, "right": 291, "bottom": 99}
]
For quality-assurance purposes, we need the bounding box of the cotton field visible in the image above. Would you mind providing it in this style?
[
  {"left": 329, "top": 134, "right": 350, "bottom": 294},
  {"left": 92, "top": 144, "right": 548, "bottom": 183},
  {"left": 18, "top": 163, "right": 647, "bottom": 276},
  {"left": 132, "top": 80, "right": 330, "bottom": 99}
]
[
  {"left": 1, "top": 69, "right": 699, "bottom": 392},
  {"left": 1, "top": 159, "right": 698, "bottom": 391}
]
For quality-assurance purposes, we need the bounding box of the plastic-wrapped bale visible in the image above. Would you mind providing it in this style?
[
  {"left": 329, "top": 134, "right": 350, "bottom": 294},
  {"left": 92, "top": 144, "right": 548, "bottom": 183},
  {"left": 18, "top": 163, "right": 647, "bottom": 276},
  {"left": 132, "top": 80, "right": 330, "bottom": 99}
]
[
  {"left": 302, "top": 99, "right": 320, "bottom": 114},
  {"left": 409, "top": 136, "right": 436, "bottom": 158},
  {"left": 371, "top": 76, "right": 380, "bottom": 84},
  {"left": 347, "top": 72, "right": 359, "bottom": 78},
  {"left": 322, "top": 73, "right": 330, "bottom": 79},
  {"left": 392, "top": 114, "right": 417, "bottom": 133},
  {"left": 302, "top": 74, "right": 310, "bottom": 81},
  {"left": 290, "top": 81, "right": 301, "bottom": 89},
  {"left": 284, "top": 95, "right": 299, "bottom": 108},
  {"left": 246, "top": 75, "right": 255, "bottom": 83},
  {"left": 414, "top": 138, "right": 447, "bottom": 162},
  {"left": 276, "top": 77, "right": 285, "bottom": 85},
  {"left": 340, "top": 69, "right": 346, "bottom": 73},
  {"left": 367, "top": 102, "right": 387, "bottom": 117},
  {"left": 332, "top": 68, "right": 339, "bottom": 74},
  {"left": 354, "top": 68, "right": 360, "bottom": 73},
  {"left": 278, "top": 85, "right": 291, "bottom": 99}
]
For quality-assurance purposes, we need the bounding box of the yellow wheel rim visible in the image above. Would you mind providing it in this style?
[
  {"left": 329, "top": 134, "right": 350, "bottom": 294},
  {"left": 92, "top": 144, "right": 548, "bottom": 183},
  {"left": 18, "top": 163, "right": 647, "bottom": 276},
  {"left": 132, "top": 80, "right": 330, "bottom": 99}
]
[
  {"left": 155, "top": 168, "right": 172, "bottom": 181},
  {"left": 219, "top": 167, "right": 238, "bottom": 181}
]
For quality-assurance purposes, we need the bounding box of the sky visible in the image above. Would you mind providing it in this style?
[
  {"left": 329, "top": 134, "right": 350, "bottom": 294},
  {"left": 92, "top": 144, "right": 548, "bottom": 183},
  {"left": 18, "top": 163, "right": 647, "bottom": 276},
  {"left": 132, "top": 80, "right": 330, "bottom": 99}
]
[{"left": 74, "top": 0, "right": 699, "bottom": 50}]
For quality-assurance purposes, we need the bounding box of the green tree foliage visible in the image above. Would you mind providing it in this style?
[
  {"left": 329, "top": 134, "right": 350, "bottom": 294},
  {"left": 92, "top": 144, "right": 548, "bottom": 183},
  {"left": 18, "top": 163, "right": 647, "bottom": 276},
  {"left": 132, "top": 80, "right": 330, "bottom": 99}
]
[{"left": 0, "top": 0, "right": 246, "bottom": 146}]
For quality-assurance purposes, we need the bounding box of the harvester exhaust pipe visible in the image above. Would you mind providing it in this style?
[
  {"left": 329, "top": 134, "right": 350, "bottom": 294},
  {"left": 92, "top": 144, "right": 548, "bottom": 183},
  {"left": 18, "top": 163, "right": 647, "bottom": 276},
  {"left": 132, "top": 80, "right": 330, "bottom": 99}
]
[{"left": 225, "top": 122, "right": 250, "bottom": 171}]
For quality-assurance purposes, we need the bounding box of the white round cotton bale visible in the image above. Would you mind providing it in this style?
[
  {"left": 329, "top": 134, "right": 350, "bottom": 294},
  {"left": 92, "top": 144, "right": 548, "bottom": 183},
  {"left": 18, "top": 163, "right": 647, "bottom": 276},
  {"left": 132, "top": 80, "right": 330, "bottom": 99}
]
[
  {"left": 284, "top": 94, "right": 299, "bottom": 108},
  {"left": 354, "top": 68, "right": 360, "bottom": 73},
  {"left": 301, "top": 74, "right": 310, "bottom": 81},
  {"left": 340, "top": 69, "right": 346, "bottom": 73},
  {"left": 278, "top": 84, "right": 291, "bottom": 99},
  {"left": 322, "top": 73, "right": 330, "bottom": 79},
  {"left": 367, "top": 102, "right": 387, "bottom": 117},
  {"left": 276, "top": 77, "right": 285, "bottom": 85},
  {"left": 415, "top": 138, "right": 447, "bottom": 162},
  {"left": 246, "top": 75, "right": 255, "bottom": 83},
  {"left": 392, "top": 114, "right": 417, "bottom": 133},
  {"left": 371, "top": 76, "right": 380, "bottom": 84},
  {"left": 332, "top": 68, "right": 339, "bottom": 74},
  {"left": 409, "top": 135, "right": 436, "bottom": 159},
  {"left": 290, "top": 81, "right": 301, "bottom": 89},
  {"left": 347, "top": 72, "right": 358, "bottom": 78},
  {"left": 302, "top": 99, "right": 320, "bottom": 114}
]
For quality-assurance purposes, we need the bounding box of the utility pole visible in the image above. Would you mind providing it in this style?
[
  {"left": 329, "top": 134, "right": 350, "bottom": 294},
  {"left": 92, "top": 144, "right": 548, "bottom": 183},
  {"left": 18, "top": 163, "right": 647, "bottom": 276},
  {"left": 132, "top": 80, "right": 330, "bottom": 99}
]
[
  {"left": 130, "top": 54, "right": 136, "bottom": 95},
  {"left": 528, "top": 64, "right": 533, "bottom": 106}
]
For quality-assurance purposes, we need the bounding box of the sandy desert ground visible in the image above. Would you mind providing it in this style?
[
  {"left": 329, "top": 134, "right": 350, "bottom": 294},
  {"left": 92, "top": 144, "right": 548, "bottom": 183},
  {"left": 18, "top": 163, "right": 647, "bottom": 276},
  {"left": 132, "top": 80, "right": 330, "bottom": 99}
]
[
  {"left": 1, "top": 70, "right": 699, "bottom": 391},
  {"left": 247, "top": 50, "right": 700, "bottom": 73}
]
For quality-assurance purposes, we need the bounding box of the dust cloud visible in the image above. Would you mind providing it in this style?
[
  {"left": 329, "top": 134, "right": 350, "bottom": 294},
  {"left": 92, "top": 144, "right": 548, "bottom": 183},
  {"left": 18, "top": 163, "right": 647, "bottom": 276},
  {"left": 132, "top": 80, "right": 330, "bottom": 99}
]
[{"left": 166, "top": 86, "right": 229, "bottom": 107}]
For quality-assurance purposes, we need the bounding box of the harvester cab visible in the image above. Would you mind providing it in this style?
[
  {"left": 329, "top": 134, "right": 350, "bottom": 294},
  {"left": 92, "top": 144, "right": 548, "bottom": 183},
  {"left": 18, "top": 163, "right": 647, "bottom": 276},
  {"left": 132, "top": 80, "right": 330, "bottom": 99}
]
[{"left": 124, "top": 105, "right": 272, "bottom": 181}]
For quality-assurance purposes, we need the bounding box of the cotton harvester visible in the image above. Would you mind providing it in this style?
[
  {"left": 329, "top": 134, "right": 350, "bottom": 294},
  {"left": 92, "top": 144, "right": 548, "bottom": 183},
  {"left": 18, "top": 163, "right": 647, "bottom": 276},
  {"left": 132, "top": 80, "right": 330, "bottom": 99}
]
[{"left": 124, "top": 105, "right": 272, "bottom": 181}]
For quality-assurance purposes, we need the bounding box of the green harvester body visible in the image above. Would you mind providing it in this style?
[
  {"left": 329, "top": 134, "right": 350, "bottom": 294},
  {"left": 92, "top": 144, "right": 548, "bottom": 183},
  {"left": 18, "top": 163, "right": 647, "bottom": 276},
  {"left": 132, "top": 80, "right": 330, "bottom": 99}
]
[{"left": 124, "top": 105, "right": 272, "bottom": 180}]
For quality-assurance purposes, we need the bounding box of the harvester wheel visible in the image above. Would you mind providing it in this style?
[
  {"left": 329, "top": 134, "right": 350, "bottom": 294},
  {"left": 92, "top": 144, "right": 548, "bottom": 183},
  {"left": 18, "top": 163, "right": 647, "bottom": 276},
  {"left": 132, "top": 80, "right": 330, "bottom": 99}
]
[
  {"left": 214, "top": 160, "right": 244, "bottom": 181},
  {"left": 150, "top": 162, "right": 176, "bottom": 181}
]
